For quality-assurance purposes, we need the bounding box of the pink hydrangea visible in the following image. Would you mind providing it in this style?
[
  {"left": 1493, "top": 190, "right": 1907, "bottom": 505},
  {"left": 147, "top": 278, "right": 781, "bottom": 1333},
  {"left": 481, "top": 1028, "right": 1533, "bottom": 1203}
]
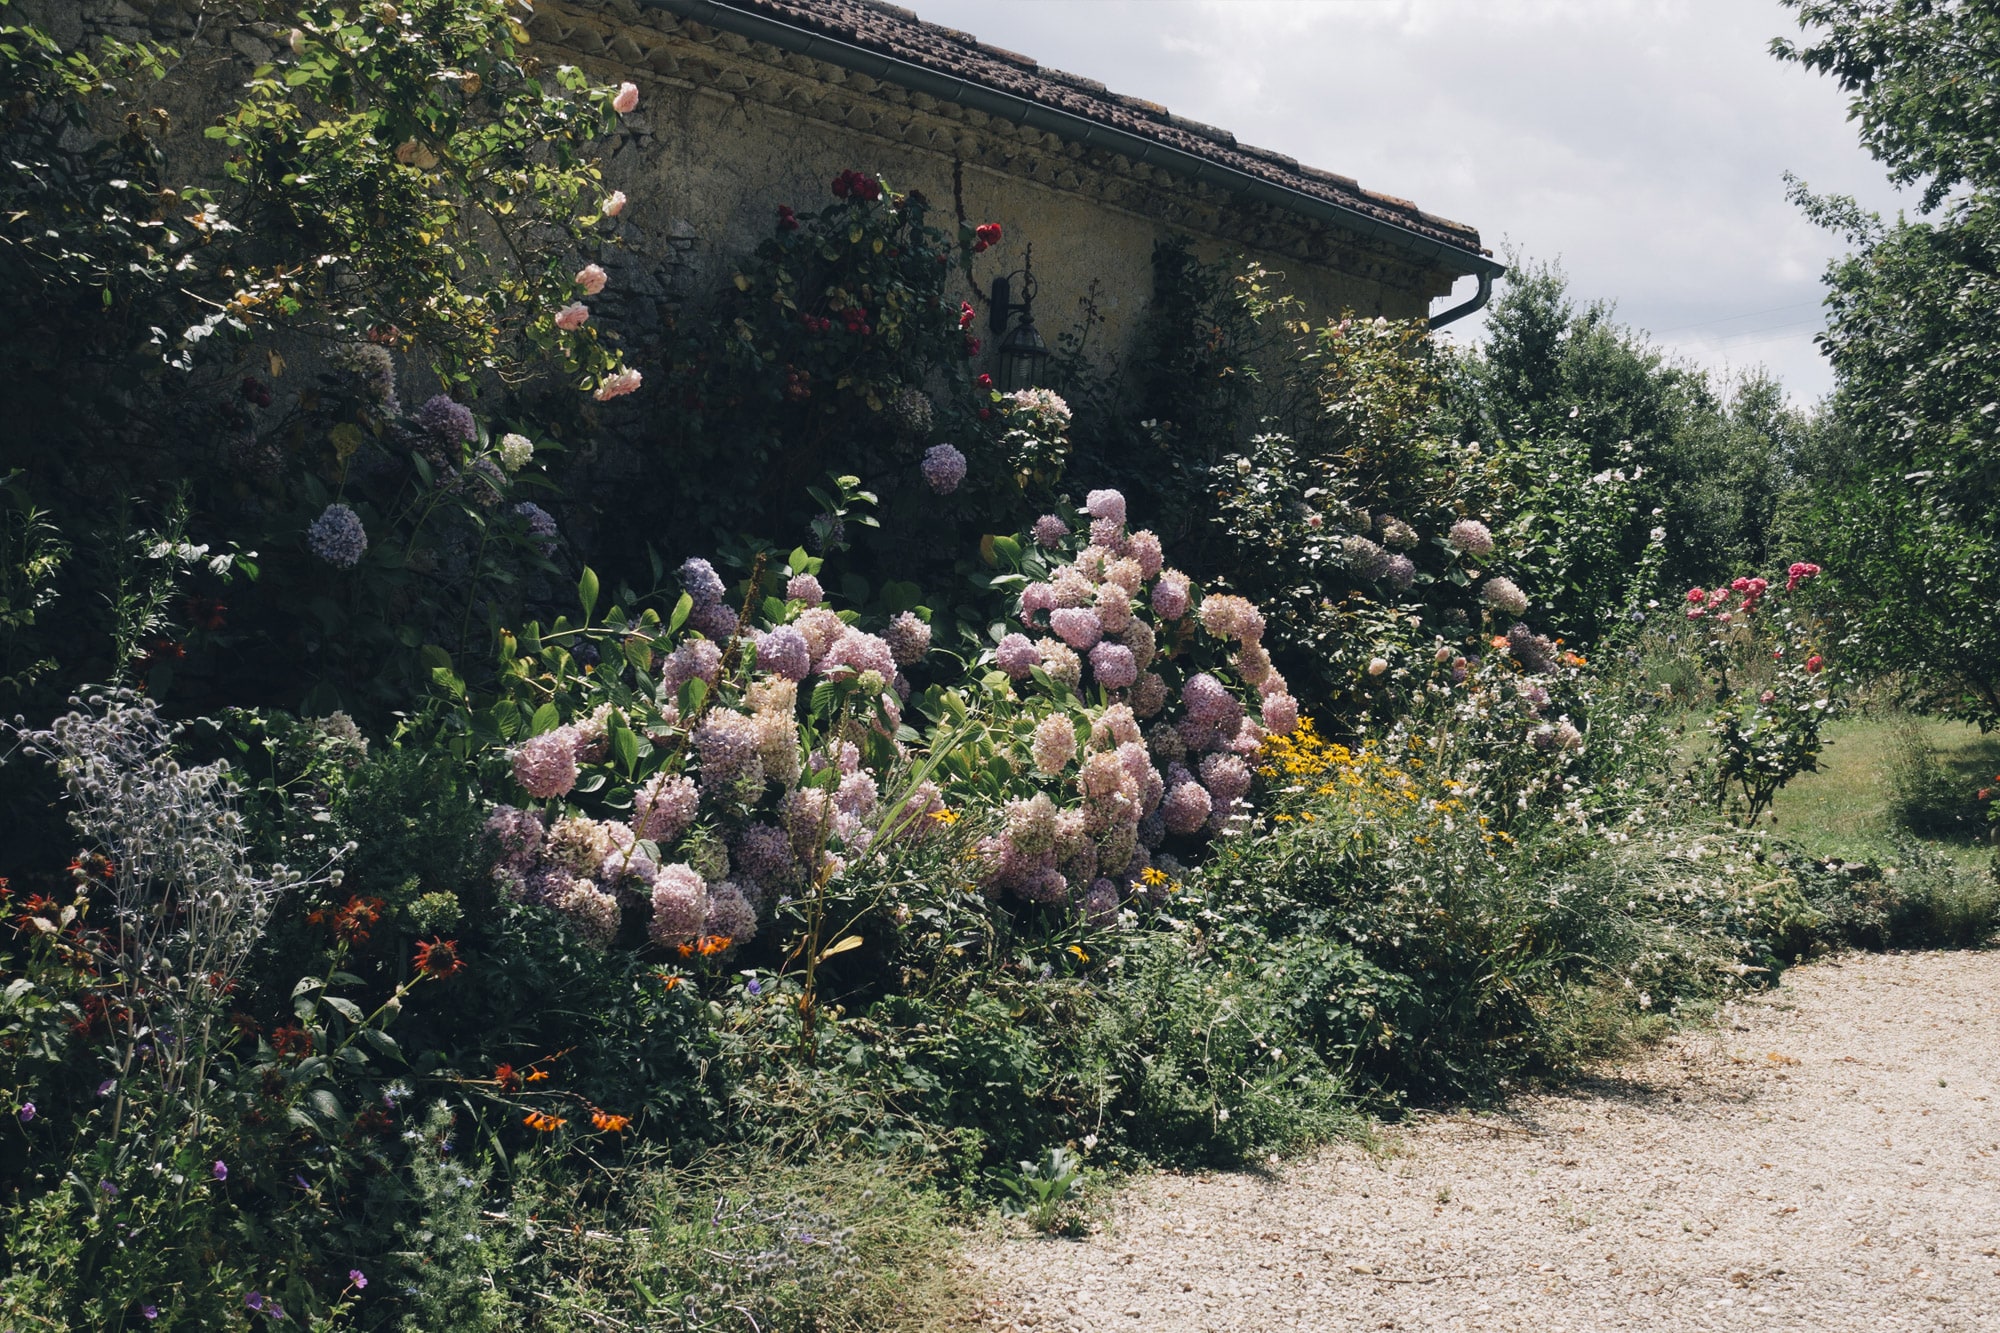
[
  {"left": 486, "top": 805, "right": 545, "bottom": 870},
  {"left": 1049, "top": 606, "right": 1104, "bottom": 650},
  {"left": 1126, "top": 530, "right": 1164, "bottom": 580},
  {"left": 822, "top": 629, "right": 896, "bottom": 680},
  {"left": 1151, "top": 571, "right": 1191, "bottom": 621},
  {"left": 648, "top": 864, "right": 707, "bottom": 944},
  {"left": 794, "top": 607, "right": 846, "bottom": 664},
  {"left": 1033, "top": 515, "right": 1070, "bottom": 548},
  {"left": 1032, "top": 714, "right": 1078, "bottom": 775},
  {"left": 1448, "top": 519, "right": 1495, "bottom": 557},
  {"left": 1089, "top": 642, "right": 1139, "bottom": 689},
  {"left": 835, "top": 769, "right": 879, "bottom": 819},
  {"left": 551, "top": 877, "right": 621, "bottom": 948},
  {"left": 1019, "top": 582, "right": 1057, "bottom": 625},
  {"left": 995, "top": 632, "right": 1040, "bottom": 679},
  {"left": 1084, "top": 489, "right": 1127, "bottom": 527},
  {"left": 1089, "top": 516, "right": 1124, "bottom": 549},
  {"left": 633, "top": 773, "right": 698, "bottom": 844},
  {"left": 1161, "top": 780, "right": 1212, "bottom": 836},
  {"left": 663, "top": 638, "right": 722, "bottom": 694},
  {"left": 694, "top": 711, "right": 762, "bottom": 783},
  {"left": 786, "top": 573, "right": 824, "bottom": 607},
  {"left": 1199, "top": 752, "right": 1253, "bottom": 805},
  {"left": 1132, "top": 672, "right": 1169, "bottom": 718},
  {"left": 1262, "top": 692, "right": 1300, "bottom": 736},
  {"left": 1095, "top": 583, "right": 1133, "bottom": 634},
  {"left": 513, "top": 729, "right": 580, "bottom": 799},
  {"left": 1199, "top": 594, "right": 1265, "bottom": 645},
  {"left": 1035, "top": 637, "right": 1082, "bottom": 688},
  {"left": 1480, "top": 576, "right": 1529, "bottom": 617}
]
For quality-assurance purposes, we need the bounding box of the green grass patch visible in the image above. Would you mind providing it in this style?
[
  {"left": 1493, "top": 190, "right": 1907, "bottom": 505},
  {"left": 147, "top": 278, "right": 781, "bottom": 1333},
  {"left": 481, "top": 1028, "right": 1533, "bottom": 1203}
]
[{"left": 1769, "top": 713, "right": 1999, "bottom": 874}]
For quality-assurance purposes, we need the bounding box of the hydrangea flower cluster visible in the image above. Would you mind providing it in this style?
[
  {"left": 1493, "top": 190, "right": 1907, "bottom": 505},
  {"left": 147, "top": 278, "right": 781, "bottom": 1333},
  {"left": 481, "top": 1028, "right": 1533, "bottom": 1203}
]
[
  {"left": 307, "top": 503, "right": 368, "bottom": 569},
  {"left": 920, "top": 443, "right": 967, "bottom": 495},
  {"left": 492, "top": 552, "right": 942, "bottom": 952},
  {"left": 978, "top": 488, "right": 1295, "bottom": 914}
]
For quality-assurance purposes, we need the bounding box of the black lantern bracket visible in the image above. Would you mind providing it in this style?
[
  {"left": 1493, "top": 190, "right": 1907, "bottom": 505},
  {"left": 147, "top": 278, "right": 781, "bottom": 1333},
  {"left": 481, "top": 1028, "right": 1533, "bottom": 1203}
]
[{"left": 988, "top": 243, "right": 1051, "bottom": 391}]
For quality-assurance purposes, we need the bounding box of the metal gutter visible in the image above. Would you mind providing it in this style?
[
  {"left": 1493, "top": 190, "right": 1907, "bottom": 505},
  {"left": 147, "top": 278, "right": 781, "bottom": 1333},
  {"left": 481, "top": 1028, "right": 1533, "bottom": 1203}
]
[
  {"left": 1427, "top": 270, "right": 1494, "bottom": 331},
  {"left": 642, "top": 0, "right": 1506, "bottom": 282}
]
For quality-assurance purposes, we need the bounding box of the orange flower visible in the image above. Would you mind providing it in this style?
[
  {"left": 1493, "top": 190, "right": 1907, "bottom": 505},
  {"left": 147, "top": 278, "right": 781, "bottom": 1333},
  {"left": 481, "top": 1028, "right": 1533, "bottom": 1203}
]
[
  {"left": 412, "top": 938, "right": 466, "bottom": 978},
  {"left": 660, "top": 975, "right": 682, "bottom": 991},
  {"left": 493, "top": 1063, "right": 522, "bottom": 1093},
  {"left": 523, "top": 1068, "right": 550, "bottom": 1084},
  {"left": 522, "top": 1111, "right": 566, "bottom": 1132},
  {"left": 590, "top": 1110, "right": 631, "bottom": 1133},
  {"left": 696, "top": 934, "right": 733, "bottom": 957},
  {"left": 675, "top": 942, "right": 696, "bottom": 958}
]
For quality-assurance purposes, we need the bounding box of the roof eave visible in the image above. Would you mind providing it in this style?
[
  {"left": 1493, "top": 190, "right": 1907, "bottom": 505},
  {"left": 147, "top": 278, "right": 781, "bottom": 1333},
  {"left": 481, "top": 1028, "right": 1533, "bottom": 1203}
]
[{"left": 641, "top": 0, "right": 1505, "bottom": 280}]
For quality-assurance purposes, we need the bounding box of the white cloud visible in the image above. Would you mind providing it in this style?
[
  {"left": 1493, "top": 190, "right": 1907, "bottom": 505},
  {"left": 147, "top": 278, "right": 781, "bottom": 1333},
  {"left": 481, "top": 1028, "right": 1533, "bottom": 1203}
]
[{"left": 903, "top": 0, "right": 1909, "bottom": 402}]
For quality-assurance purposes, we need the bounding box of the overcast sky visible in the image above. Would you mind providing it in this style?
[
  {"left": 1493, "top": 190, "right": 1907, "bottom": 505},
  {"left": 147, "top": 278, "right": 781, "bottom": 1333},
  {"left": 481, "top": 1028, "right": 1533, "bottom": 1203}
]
[{"left": 901, "top": 0, "right": 1909, "bottom": 405}]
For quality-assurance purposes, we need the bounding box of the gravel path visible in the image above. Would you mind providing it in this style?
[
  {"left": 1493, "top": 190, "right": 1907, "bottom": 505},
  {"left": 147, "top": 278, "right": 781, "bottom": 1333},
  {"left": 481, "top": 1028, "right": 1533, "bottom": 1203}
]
[{"left": 967, "top": 950, "right": 2000, "bottom": 1331}]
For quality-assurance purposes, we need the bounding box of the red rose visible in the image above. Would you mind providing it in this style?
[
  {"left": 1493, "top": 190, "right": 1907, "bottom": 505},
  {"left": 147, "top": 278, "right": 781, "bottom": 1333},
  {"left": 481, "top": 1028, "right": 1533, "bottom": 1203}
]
[
  {"left": 976, "top": 373, "right": 993, "bottom": 390},
  {"left": 964, "top": 336, "right": 982, "bottom": 356},
  {"left": 1805, "top": 654, "right": 1823, "bottom": 673},
  {"left": 959, "top": 301, "right": 976, "bottom": 329},
  {"left": 975, "top": 222, "right": 1002, "bottom": 244},
  {"left": 777, "top": 205, "right": 798, "bottom": 231}
]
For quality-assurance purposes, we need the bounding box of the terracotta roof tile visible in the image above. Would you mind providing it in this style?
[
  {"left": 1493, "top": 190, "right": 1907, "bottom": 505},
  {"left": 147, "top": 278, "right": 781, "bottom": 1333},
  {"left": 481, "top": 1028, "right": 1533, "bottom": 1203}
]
[{"left": 672, "top": 0, "right": 1487, "bottom": 265}]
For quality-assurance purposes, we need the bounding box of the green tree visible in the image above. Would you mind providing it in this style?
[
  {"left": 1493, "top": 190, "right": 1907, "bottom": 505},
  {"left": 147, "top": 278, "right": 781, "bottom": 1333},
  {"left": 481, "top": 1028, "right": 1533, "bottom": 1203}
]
[{"left": 1776, "top": 0, "right": 2000, "bottom": 726}]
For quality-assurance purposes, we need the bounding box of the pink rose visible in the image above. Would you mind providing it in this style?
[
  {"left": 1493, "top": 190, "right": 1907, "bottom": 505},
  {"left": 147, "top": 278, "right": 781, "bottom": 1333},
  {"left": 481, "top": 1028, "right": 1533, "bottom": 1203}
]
[
  {"left": 603, "top": 190, "right": 627, "bottom": 218},
  {"left": 555, "top": 303, "right": 590, "bottom": 331},
  {"left": 593, "top": 367, "right": 642, "bottom": 401},
  {"left": 612, "top": 82, "right": 640, "bottom": 114},
  {"left": 575, "top": 263, "right": 608, "bottom": 295}
]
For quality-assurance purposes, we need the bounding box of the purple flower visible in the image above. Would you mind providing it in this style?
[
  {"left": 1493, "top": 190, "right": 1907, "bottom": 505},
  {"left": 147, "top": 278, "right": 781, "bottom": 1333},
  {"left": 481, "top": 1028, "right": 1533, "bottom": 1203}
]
[
  {"left": 349, "top": 1269, "right": 367, "bottom": 1290},
  {"left": 1084, "top": 489, "right": 1127, "bottom": 526},
  {"left": 754, "top": 626, "right": 811, "bottom": 681},
  {"left": 1032, "top": 514, "right": 1069, "bottom": 549},
  {"left": 1088, "top": 642, "right": 1138, "bottom": 689},
  {"left": 212, "top": 1160, "right": 228, "bottom": 1181},
  {"left": 994, "top": 632, "right": 1039, "bottom": 680},
  {"left": 1161, "top": 780, "right": 1212, "bottom": 836},
  {"left": 143, "top": 1306, "right": 158, "bottom": 1320},
  {"left": 688, "top": 600, "right": 739, "bottom": 642},
  {"left": 245, "top": 1292, "right": 264, "bottom": 1312},
  {"left": 920, "top": 443, "right": 967, "bottom": 494},
  {"left": 745, "top": 976, "right": 762, "bottom": 996},
  {"left": 512, "top": 501, "right": 559, "bottom": 552},
  {"left": 885, "top": 611, "right": 931, "bottom": 666},
  {"left": 785, "top": 573, "right": 824, "bottom": 607},
  {"left": 306, "top": 503, "right": 368, "bottom": 569},
  {"left": 97, "top": 1079, "right": 116, "bottom": 1097},
  {"left": 678, "top": 556, "right": 726, "bottom": 605},
  {"left": 16, "top": 1103, "right": 32, "bottom": 1123},
  {"left": 511, "top": 728, "right": 580, "bottom": 800},
  {"left": 99, "top": 1179, "right": 117, "bottom": 1198},
  {"left": 415, "top": 393, "right": 476, "bottom": 445},
  {"left": 633, "top": 773, "right": 699, "bottom": 844},
  {"left": 1448, "top": 519, "right": 1495, "bottom": 558},
  {"left": 1048, "top": 606, "right": 1103, "bottom": 650}
]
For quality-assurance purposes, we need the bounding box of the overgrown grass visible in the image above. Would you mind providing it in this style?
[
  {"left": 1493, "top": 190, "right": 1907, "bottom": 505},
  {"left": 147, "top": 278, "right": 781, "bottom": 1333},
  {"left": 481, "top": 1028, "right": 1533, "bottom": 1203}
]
[{"left": 1770, "top": 713, "right": 1999, "bottom": 874}]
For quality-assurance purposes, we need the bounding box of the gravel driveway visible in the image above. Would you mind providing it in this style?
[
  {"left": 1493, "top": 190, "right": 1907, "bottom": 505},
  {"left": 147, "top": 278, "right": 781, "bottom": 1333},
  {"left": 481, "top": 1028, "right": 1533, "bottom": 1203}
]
[{"left": 968, "top": 950, "right": 2000, "bottom": 1331}]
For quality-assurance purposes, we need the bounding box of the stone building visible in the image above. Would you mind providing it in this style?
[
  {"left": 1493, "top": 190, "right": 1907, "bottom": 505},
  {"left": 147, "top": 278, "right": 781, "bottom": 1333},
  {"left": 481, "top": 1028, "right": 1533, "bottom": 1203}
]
[{"left": 537, "top": 0, "right": 1500, "bottom": 371}]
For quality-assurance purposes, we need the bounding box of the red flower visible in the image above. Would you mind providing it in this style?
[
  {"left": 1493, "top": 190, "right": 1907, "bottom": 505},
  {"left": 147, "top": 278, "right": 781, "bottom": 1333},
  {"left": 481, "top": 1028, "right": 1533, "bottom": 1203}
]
[
  {"left": 964, "top": 335, "right": 982, "bottom": 357},
  {"left": 777, "top": 204, "right": 798, "bottom": 231},
  {"left": 270, "top": 1025, "right": 312, "bottom": 1057},
  {"left": 493, "top": 1063, "right": 523, "bottom": 1093},
  {"left": 958, "top": 301, "right": 976, "bottom": 330},
  {"left": 413, "top": 938, "right": 466, "bottom": 979},
  {"left": 976, "top": 373, "right": 993, "bottom": 390},
  {"left": 1804, "top": 654, "right": 1823, "bottom": 673},
  {"left": 975, "top": 222, "right": 1002, "bottom": 245}
]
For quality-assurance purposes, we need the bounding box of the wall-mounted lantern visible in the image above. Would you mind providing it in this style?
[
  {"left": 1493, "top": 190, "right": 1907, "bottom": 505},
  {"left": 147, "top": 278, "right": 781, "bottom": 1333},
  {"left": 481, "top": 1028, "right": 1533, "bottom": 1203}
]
[{"left": 989, "top": 243, "right": 1051, "bottom": 393}]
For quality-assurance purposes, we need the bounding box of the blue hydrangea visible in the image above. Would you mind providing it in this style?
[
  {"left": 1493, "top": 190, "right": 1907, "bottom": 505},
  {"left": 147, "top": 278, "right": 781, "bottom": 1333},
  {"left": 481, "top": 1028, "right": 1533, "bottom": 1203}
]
[
  {"left": 678, "top": 556, "right": 726, "bottom": 605},
  {"left": 307, "top": 503, "right": 368, "bottom": 568}
]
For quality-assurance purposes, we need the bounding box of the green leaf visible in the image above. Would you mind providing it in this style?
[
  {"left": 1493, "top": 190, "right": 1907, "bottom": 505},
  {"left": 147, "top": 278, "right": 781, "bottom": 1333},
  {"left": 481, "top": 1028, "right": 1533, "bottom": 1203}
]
[
  {"left": 530, "top": 701, "right": 562, "bottom": 735},
  {"left": 323, "top": 996, "right": 364, "bottom": 1023},
  {"left": 668, "top": 592, "right": 693, "bottom": 636},
  {"left": 613, "top": 724, "right": 638, "bottom": 774},
  {"left": 578, "top": 566, "right": 600, "bottom": 621}
]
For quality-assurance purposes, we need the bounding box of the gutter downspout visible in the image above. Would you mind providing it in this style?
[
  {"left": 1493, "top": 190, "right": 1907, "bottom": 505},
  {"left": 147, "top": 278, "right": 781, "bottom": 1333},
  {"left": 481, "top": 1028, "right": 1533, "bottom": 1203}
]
[
  {"left": 642, "top": 0, "right": 1505, "bottom": 284},
  {"left": 1427, "top": 270, "right": 1494, "bottom": 331}
]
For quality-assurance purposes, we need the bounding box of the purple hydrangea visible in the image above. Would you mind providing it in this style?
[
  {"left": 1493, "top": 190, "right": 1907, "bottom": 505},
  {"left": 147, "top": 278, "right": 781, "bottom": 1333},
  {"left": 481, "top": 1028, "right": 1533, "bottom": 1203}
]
[
  {"left": 885, "top": 611, "right": 931, "bottom": 666},
  {"left": 485, "top": 804, "right": 545, "bottom": 870},
  {"left": 1384, "top": 554, "right": 1416, "bottom": 593},
  {"left": 416, "top": 393, "right": 476, "bottom": 445},
  {"left": 754, "top": 626, "right": 811, "bottom": 681},
  {"left": 920, "top": 443, "right": 967, "bottom": 494},
  {"left": 306, "top": 503, "right": 368, "bottom": 568},
  {"left": 1262, "top": 692, "right": 1300, "bottom": 736},
  {"left": 513, "top": 501, "right": 558, "bottom": 552},
  {"left": 704, "top": 884, "right": 758, "bottom": 942},
  {"left": 1089, "top": 641, "right": 1139, "bottom": 689},
  {"left": 1448, "top": 519, "right": 1495, "bottom": 558},
  {"left": 693, "top": 711, "right": 762, "bottom": 783},
  {"left": 1132, "top": 671, "right": 1169, "bottom": 717},
  {"left": 663, "top": 638, "right": 723, "bottom": 693},
  {"left": 1020, "top": 582, "right": 1057, "bottom": 624},
  {"left": 689, "top": 600, "right": 739, "bottom": 642},
  {"left": 1345, "top": 535, "right": 1392, "bottom": 581},
  {"left": 1151, "top": 573, "right": 1190, "bottom": 621},
  {"left": 678, "top": 557, "right": 726, "bottom": 605},
  {"left": 1481, "top": 576, "right": 1530, "bottom": 617},
  {"left": 1198, "top": 752, "right": 1253, "bottom": 805},
  {"left": 1084, "top": 878, "right": 1121, "bottom": 925},
  {"left": 786, "top": 573, "right": 824, "bottom": 607},
  {"left": 995, "top": 632, "right": 1039, "bottom": 680},
  {"left": 1033, "top": 515, "right": 1070, "bottom": 549},
  {"left": 733, "top": 823, "right": 793, "bottom": 882},
  {"left": 1181, "top": 673, "right": 1235, "bottom": 727}
]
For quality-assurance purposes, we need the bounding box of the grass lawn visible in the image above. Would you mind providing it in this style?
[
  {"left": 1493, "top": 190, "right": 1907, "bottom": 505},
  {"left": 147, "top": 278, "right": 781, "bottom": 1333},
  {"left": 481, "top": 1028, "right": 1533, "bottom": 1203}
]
[{"left": 1767, "top": 713, "right": 2000, "bottom": 874}]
